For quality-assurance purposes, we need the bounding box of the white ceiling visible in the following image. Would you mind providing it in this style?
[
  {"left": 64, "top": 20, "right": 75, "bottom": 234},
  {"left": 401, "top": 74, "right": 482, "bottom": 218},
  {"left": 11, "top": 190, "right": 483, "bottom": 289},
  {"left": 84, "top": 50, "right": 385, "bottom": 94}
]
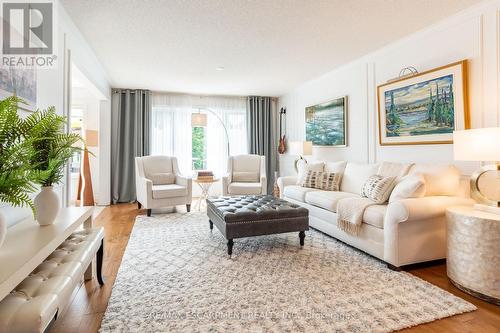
[{"left": 61, "top": 0, "right": 482, "bottom": 97}]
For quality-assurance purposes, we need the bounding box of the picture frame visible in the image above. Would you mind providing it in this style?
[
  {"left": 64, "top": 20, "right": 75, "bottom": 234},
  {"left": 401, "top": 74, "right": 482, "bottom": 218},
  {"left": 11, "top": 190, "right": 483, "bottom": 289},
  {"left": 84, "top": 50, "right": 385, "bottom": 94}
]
[
  {"left": 305, "top": 96, "right": 348, "bottom": 147},
  {"left": 377, "top": 60, "right": 469, "bottom": 145},
  {"left": 0, "top": 66, "right": 37, "bottom": 112}
]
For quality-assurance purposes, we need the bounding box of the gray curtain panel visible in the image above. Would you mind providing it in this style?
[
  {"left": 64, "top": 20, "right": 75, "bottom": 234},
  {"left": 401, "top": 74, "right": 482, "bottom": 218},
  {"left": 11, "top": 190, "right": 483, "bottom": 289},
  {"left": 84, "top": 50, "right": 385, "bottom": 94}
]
[
  {"left": 246, "top": 96, "right": 279, "bottom": 194},
  {"left": 111, "top": 89, "right": 151, "bottom": 203}
]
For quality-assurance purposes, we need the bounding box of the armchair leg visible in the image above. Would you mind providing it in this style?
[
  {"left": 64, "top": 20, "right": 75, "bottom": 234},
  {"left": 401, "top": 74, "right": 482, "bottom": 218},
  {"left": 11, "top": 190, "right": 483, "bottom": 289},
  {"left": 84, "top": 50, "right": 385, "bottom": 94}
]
[
  {"left": 186, "top": 204, "right": 191, "bottom": 212},
  {"left": 147, "top": 209, "right": 152, "bottom": 217},
  {"left": 137, "top": 202, "right": 141, "bottom": 209}
]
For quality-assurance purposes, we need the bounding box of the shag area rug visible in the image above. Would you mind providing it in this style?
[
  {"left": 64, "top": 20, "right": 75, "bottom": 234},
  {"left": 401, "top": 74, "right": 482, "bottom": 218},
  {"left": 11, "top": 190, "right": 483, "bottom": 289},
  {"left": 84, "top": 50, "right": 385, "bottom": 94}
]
[{"left": 100, "top": 211, "right": 475, "bottom": 333}]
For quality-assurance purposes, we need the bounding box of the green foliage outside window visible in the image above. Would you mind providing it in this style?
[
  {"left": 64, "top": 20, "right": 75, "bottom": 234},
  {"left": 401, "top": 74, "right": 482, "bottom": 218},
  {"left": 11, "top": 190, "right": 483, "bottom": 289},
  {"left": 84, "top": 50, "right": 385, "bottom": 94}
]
[{"left": 192, "top": 126, "right": 206, "bottom": 170}]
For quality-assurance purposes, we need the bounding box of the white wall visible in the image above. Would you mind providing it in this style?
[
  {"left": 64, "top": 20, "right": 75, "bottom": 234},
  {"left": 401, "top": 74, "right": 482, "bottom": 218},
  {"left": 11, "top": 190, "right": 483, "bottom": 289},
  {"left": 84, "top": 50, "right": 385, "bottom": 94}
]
[
  {"left": 1, "top": 2, "right": 111, "bottom": 226},
  {"left": 279, "top": 0, "right": 500, "bottom": 177}
]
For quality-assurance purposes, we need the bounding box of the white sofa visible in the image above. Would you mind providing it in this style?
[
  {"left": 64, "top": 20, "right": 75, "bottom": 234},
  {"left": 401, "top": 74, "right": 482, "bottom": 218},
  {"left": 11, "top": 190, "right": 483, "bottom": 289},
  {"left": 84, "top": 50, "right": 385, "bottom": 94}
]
[
  {"left": 278, "top": 160, "right": 474, "bottom": 269},
  {"left": 222, "top": 154, "right": 267, "bottom": 196},
  {"left": 135, "top": 156, "right": 192, "bottom": 216}
]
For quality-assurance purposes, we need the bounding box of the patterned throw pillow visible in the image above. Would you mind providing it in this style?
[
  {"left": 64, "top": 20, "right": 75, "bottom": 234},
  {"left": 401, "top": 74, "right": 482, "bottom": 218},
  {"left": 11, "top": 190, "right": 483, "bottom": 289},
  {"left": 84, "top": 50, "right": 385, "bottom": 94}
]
[
  {"left": 361, "top": 175, "right": 396, "bottom": 204},
  {"left": 301, "top": 170, "right": 340, "bottom": 191}
]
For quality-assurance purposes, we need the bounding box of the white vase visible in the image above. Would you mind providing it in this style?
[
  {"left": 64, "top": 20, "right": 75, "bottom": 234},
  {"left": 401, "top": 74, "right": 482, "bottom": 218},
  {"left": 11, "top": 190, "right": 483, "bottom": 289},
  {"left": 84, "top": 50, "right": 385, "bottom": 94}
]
[
  {"left": 34, "top": 186, "right": 60, "bottom": 226},
  {"left": 0, "top": 211, "right": 6, "bottom": 248}
]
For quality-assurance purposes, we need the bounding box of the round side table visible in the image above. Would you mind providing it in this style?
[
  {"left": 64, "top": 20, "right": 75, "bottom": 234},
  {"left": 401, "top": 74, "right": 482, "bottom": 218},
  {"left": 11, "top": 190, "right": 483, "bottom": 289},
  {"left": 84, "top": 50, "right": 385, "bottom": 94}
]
[
  {"left": 446, "top": 206, "right": 500, "bottom": 305},
  {"left": 193, "top": 178, "right": 219, "bottom": 211}
]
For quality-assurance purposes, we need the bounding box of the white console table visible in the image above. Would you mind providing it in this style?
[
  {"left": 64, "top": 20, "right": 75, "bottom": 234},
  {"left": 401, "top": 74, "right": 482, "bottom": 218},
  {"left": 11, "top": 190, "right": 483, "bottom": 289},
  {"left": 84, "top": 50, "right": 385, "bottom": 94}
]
[{"left": 0, "top": 207, "right": 93, "bottom": 301}]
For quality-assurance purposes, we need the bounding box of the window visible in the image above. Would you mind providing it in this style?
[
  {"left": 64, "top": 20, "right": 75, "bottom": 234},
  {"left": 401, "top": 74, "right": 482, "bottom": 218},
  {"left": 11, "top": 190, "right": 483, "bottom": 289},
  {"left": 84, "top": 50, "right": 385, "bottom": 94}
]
[
  {"left": 70, "top": 107, "right": 84, "bottom": 174},
  {"left": 151, "top": 93, "right": 247, "bottom": 177},
  {"left": 191, "top": 126, "right": 207, "bottom": 170}
]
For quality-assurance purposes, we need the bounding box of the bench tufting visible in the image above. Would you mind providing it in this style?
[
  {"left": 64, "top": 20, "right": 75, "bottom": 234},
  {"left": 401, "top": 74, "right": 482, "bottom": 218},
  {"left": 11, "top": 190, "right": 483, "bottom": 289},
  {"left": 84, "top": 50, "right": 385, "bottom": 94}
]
[{"left": 0, "top": 227, "right": 104, "bottom": 333}]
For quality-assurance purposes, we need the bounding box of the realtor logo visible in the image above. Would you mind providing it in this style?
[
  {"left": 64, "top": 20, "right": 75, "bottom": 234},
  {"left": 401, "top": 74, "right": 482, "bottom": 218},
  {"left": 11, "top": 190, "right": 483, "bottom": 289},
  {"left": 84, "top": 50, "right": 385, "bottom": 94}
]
[
  {"left": 2, "top": 2, "right": 53, "bottom": 54},
  {"left": 1, "top": 1, "right": 56, "bottom": 67}
]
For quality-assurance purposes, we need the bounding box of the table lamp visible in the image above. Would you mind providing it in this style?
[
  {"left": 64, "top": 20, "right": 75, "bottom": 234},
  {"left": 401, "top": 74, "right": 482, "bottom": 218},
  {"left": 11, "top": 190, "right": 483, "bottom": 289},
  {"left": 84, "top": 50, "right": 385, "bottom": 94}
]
[
  {"left": 288, "top": 141, "right": 313, "bottom": 173},
  {"left": 453, "top": 127, "right": 500, "bottom": 213}
]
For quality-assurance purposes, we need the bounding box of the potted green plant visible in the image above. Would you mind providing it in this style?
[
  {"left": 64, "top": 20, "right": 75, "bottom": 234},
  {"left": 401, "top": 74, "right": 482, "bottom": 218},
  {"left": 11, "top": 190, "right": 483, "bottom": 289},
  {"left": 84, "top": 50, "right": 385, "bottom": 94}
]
[
  {"left": 25, "top": 107, "right": 83, "bottom": 225},
  {"left": 0, "top": 97, "right": 42, "bottom": 245}
]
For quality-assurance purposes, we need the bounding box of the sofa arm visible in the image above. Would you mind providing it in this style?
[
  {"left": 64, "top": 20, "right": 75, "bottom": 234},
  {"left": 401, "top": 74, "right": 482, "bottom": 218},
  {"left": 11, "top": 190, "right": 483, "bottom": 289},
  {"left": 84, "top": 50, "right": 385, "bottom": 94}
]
[
  {"left": 383, "top": 196, "right": 475, "bottom": 267},
  {"left": 222, "top": 174, "right": 231, "bottom": 196},
  {"left": 277, "top": 176, "right": 297, "bottom": 198},
  {"left": 136, "top": 177, "right": 153, "bottom": 207},
  {"left": 386, "top": 196, "right": 475, "bottom": 224}
]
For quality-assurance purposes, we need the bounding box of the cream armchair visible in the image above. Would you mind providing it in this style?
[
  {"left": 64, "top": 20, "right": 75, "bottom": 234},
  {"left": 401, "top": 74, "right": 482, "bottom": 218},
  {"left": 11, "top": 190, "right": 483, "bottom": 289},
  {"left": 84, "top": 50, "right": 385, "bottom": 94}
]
[
  {"left": 135, "top": 156, "right": 192, "bottom": 216},
  {"left": 222, "top": 154, "right": 267, "bottom": 196}
]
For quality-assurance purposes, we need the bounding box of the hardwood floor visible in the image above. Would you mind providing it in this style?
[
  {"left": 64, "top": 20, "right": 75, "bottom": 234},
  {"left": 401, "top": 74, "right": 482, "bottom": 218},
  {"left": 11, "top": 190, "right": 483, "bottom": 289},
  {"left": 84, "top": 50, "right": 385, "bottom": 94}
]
[{"left": 49, "top": 203, "right": 500, "bottom": 333}]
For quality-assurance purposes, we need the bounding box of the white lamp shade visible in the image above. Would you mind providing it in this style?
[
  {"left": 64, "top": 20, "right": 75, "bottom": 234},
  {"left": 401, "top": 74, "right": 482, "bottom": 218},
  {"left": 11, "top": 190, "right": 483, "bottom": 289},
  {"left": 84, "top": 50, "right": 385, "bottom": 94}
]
[
  {"left": 453, "top": 127, "right": 500, "bottom": 161},
  {"left": 191, "top": 113, "right": 207, "bottom": 127},
  {"left": 288, "top": 141, "right": 313, "bottom": 156}
]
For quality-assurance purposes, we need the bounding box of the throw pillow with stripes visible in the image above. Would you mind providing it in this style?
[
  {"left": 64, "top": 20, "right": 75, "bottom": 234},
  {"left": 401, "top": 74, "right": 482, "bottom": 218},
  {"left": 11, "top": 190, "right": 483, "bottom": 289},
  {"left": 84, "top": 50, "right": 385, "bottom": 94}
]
[
  {"left": 361, "top": 175, "right": 397, "bottom": 204},
  {"left": 301, "top": 170, "right": 341, "bottom": 191}
]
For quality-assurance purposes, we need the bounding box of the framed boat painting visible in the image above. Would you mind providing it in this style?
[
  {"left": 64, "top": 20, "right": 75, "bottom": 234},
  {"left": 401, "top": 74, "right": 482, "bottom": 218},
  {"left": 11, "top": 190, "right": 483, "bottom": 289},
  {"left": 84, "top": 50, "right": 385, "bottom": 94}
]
[
  {"left": 305, "top": 96, "right": 347, "bottom": 147},
  {"left": 377, "top": 60, "right": 469, "bottom": 145}
]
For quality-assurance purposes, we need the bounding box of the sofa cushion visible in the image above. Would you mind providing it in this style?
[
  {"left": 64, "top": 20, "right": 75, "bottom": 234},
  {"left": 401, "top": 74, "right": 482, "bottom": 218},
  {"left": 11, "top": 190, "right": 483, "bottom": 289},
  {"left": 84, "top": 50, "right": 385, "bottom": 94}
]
[
  {"left": 232, "top": 155, "right": 262, "bottom": 173},
  {"left": 340, "top": 163, "right": 379, "bottom": 194},
  {"left": 409, "top": 164, "right": 460, "bottom": 196},
  {"left": 305, "top": 190, "right": 360, "bottom": 213},
  {"left": 389, "top": 174, "right": 426, "bottom": 203},
  {"left": 362, "top": 205, "right": 387, "bottom": 229},
  {"left": 149, "top": 172, "right": 176, "bottom": 185},
  {"left": 296, "top": 160, "right": 324, "bottom": 185},
  {"left": 325, "top": 161, "right": 347, "bottom": 174},
  {"left": 283, "top": 185, "right": 321, "bottom": 202},
  {"left": 232, "top": 171, "right": 259, "bottom": 182},
  {"left": 228, "top": 182, "right": 262, "bottom": 195},
  {"left": 152, "top": 184, "right": 188, "bottom": 199},
  {"left": 377, "top": 161, "right": 413, "bottom": 178},
  {"left": 142, "top": 155, "right": 174, "bottom": 175}
]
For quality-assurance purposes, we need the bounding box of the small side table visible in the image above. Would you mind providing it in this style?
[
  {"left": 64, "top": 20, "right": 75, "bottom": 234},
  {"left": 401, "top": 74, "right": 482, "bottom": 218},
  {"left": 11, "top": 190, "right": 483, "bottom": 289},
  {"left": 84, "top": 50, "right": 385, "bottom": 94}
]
[
  {"left": 446, "top": 206, "right": 500, "bottom": 305},
  {"left": 193, "top": 178, "right": 219, "bottom": 211}
]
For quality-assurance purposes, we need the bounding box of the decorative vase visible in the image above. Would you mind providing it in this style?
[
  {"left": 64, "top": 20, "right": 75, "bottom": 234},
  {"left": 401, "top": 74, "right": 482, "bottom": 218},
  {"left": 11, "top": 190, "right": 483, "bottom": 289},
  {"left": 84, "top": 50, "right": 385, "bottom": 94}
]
[
  {"left": 0, "top": 211, "right": 6, "bottom": 248},
  {"left": 34, "top": 186, "right": 60, "bottom": 226}
]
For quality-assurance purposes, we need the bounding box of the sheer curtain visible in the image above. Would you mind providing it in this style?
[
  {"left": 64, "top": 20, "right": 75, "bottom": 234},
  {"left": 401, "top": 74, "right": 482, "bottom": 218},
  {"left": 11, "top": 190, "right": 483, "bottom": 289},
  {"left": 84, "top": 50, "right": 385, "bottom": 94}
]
[
  {"left": 151, "top": 93, "right": 247, "bottom": 177},
  {"left": 150, "top": 106, "right": 192, "bottom": 174}
]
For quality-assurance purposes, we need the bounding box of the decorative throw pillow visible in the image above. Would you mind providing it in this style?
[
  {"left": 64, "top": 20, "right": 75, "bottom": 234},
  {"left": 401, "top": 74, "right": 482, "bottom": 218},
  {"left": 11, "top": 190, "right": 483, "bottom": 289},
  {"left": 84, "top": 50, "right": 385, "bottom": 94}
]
[
  {"left": 301, "top": 170, "right": 323, "bottom": 189},
  {"left": 296, "top": 160, "right": 324, "bottom": 185},
  {"left": 389, "top": 174, "right": 426, "bottom": 203},
  {"left": 149, "top": 172, "right": 176, "bottom": 185},
  {"left": 232, "top": 171, "right": 259, "bottom": 182},
  {"left": 301, "top": 170, "right": 340, "bottom": 191},
  {"left": 319, "top": 172, "right": 341, "bottom": 191},
  {"left": 361, "top": 175, "right": 397, "bottom": 204}
]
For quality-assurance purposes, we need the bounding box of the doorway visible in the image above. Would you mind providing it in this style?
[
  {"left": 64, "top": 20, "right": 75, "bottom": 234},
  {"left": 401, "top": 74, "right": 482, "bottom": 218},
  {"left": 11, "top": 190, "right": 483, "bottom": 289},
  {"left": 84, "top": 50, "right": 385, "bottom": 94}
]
[{"left": 68, "top": 64, "right": 107, "bottom": 207}]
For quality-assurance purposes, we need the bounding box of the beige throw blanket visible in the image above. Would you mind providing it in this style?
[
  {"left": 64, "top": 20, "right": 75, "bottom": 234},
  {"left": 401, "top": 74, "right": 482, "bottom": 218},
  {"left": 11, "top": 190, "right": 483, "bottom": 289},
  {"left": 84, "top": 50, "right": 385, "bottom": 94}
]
[{"left": 336, "top": 197, "right": 375, "bottom": 235}]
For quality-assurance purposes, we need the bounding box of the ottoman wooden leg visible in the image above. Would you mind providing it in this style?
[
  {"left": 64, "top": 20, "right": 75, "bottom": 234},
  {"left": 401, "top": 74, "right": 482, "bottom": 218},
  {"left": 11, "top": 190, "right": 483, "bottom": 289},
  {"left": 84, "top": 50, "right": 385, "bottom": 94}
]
[
  {"left": 227, "top": 239, "right": 234, "bottom": 256},
  {"left": 299, "top": 231, "right": 305, "bottom": 246},
  {"left": 147, "top": 209, "right": 152, "bottom": 217},
  {"left": 209, "top": 220, "right": 213, "bottom": 230}
]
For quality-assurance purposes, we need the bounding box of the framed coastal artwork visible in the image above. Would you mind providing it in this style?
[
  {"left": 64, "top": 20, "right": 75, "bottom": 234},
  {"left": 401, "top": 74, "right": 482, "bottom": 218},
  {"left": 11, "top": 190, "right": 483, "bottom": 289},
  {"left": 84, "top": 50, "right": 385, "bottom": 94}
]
[
  {"left": 0, "top": 66, "right": 37, "bottom": 112},
  {"left": 377, "top": 60, "right": 469, "bottom": 145},
  {"left": 305, "top": 96, "right": 347, "bottom": 147}
]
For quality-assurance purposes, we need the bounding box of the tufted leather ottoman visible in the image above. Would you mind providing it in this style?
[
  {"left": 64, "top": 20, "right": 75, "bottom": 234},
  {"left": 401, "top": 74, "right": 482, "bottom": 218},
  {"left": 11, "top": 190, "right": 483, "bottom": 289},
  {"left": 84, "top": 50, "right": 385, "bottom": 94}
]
[{"left": 206, "top": 195, "right": 309, "bottom": 255}]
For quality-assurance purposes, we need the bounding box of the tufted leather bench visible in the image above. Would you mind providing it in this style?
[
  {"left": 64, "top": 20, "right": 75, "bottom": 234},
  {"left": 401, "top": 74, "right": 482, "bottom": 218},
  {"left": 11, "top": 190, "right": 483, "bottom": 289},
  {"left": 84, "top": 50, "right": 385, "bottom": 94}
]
[
  {"left": 207, "top": 195, "right": 309, "bottom": 255},
  {"left": 0, "top": 227, "right": 104, "bottom": 333}
]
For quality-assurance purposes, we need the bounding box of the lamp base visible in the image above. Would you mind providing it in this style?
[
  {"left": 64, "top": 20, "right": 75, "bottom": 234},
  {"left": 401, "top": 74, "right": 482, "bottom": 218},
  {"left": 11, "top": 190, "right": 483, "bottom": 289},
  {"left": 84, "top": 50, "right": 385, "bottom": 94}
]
[
  {"left": 294, "top": 156, "right": 306, "bottom": 174},
  {"left": 470, "top": 163, "right": 500, "bottom": 208},
  {"left": 474, "top": 204, "right": 500, "bottom": 215}
]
